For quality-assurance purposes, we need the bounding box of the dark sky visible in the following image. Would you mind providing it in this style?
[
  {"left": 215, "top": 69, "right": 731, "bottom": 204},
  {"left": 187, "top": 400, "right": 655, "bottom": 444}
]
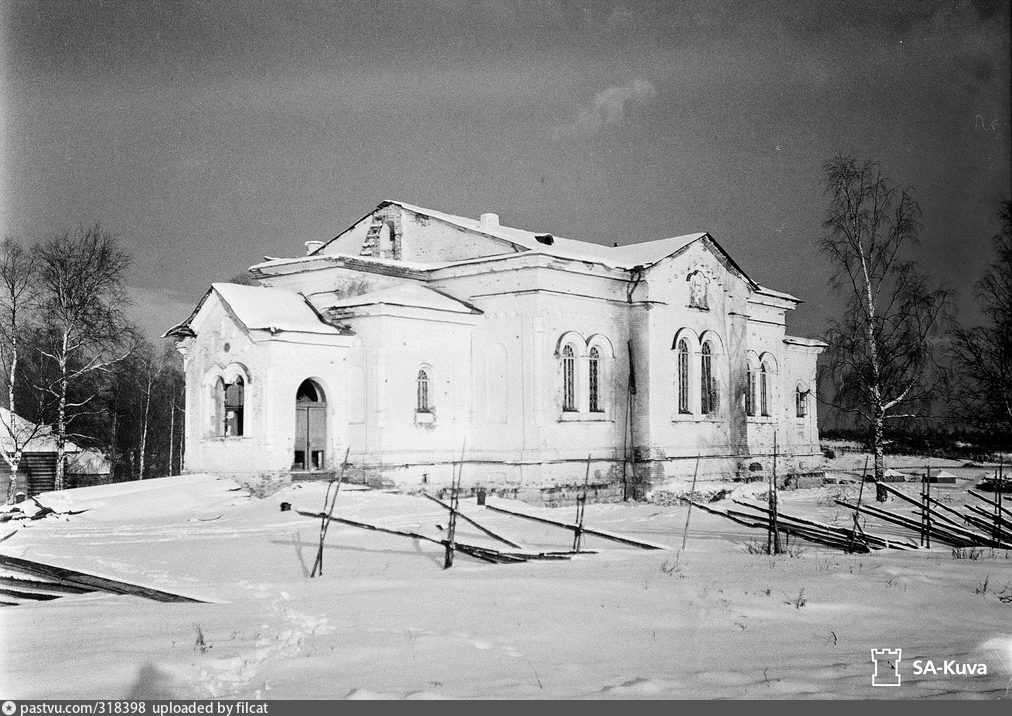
[{"left": 1, "top": 0, "right": 1009, "bottom": 340}]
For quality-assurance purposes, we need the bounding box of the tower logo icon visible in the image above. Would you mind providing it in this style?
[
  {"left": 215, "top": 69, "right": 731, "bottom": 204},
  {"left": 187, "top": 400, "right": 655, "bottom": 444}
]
[{"left": 871, "top": 648, "right": 902, "bottom": 686}]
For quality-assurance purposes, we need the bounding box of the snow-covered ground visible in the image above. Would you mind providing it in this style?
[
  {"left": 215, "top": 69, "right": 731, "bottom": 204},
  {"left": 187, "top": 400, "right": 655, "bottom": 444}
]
[{"left": 1, "top": 463, "right": 1010, "bottom": 700}]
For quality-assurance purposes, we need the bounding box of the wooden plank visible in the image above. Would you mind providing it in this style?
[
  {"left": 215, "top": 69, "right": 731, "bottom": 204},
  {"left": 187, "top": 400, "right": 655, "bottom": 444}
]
[
  {"left": 873, "top": 480, "right": 925, "bottom": 510},
  {"left": 421, "top": 493, "right": 524, "bottom": 549},
  {"left": 296, "top": 510, "right": 443, "bottom": 545},
  {"left": 835, "top": 501, "right": 979, "bottom": 547},
  {"left": 730, "top": 501, "right": 915, "bottom": 549},
  {"left": 921, "top": 498, "right": 1001, "bottom": 542},
  {"left": 484, "top": 503, "right": 666, "bottom": 550},
  {"left": 0, "top": 554, "right": 206, "bottom": 602},
  {"left": 963, "top": 503, "right": 1012, "bottom": 530},
  {"left": 0, "top": 586, "right": 62, "bottom": 601},
  {"left": 956, "top": 511, "right": 1012, "bottom": 547},
  {"left": 968, "top": 490, "right": 1012, "bottom": 519},
  {"left": 689, "top": 501, "right": 874, "bottom": 551},
  {"left": 0, "top": 574, "right": 95, "bottom": 594},
  {"left": 297, "top": 509, "right": 577, "bottom": 564}
]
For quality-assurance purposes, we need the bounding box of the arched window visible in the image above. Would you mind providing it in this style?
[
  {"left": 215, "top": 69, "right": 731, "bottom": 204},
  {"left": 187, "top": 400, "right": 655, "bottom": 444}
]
[
  {"left": 700, "top": 343, "right": 714, "bottom": 415},
  {"left": 796, "top": 386, "right": 808, "bottom": 418},
  {"left": 760, "top": 364, "right": 770, "bottom": 417},
  {"left": 677, "top": 339, "right": 690, "bottom": 414},
  {"left": 562, "top": 345, "right": 576, "bottom": 412},
  {"left": 588, "top": 347, "right": 602, "bottom": 413},
  {"left": 223, "top": 376, "right": 244, "bottom": 436},
  {"left": 745, "top": 363, "right": 755, "bottom": 417},
  {"left": 416, "top": 369, "right": 430, "bottom": 412}
]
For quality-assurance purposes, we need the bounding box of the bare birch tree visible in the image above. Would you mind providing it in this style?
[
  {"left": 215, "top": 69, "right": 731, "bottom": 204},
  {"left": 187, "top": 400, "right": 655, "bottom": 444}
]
[
  {"left": 0, "top": 238, "right": 45, "bottom": 503},
  {"left": 950, "top": 200, "right": 1012, "bottom": 435},
  {"left": 820, "top": 155, "right": 952, "bottom": 481},
  {"left": 36, "top": 224, "right": 134, "bottom": 491},
  {"left": 129, "top": 340, "right": 159, "bottom": 480}
]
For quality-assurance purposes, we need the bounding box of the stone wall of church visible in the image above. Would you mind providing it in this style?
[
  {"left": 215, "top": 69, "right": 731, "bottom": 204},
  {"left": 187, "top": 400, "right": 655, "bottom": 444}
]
[{"left": 179, "top": 292, "right": 355, "bottom": 492}]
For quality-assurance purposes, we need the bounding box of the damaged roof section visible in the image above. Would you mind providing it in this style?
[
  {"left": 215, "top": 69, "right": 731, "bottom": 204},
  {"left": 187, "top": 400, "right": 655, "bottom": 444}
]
[
  {"left": 164, "top": 283, "right": 348, "bottom": 338},
  {"left": 269, "top": 200, "right": 757, "bottom": 287},
  {"left": 387, "top": 200, "right": 714, "bottom": 271},
  {"left": 314, "top": 284, "right": 483, "bottom": 317}
]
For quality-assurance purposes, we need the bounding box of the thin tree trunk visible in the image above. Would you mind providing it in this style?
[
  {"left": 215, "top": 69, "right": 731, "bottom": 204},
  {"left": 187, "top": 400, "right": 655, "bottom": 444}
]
[
  {"left": 54, "top": 332, "right": 69, "bottom": 492},
  {"left": 178, "top": 388, "right": 185, "bottom": 473},
  {"left": 5, "top": 332, "right": 20, "bottom": 504},
  {"left": 138, "top": 372, "right": 152, "bottom": 480},
  {"left": 873, "top": 410, "right": 885, "bottom": 489},
  {"left": 109, "top": 401, "right": 118, "bottom": 481},
  {"left": 168, "top": 398, "right": 175, "bottom": 477}
]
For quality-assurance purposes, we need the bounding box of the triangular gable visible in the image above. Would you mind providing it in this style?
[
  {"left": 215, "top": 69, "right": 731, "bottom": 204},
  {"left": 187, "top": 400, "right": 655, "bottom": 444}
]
[
  {"left": 638, "top": 233, "right": 758, "bottom": 289},
  {"left": 313, "top": 201, "right": 532, "bottom": 259},
  {"left": 164, "top": 284, "right": 343, "bottom": 338}
]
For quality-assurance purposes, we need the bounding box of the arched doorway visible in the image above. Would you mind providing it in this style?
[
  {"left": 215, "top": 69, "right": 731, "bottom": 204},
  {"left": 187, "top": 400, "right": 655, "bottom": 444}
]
[{"left": 294, "top": 379, "right": 327, "bottom": 472}]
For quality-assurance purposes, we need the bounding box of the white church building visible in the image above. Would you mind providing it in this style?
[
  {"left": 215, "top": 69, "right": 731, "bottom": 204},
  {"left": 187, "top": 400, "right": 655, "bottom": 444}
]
[{"left": 166, "top": 201, "right": 825, "bottom": 496}]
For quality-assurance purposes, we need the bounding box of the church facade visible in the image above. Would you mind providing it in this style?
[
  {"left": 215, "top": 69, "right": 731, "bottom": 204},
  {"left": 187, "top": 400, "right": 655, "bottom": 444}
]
[{"left": 166, "top": 201, "right": 825, "bottom": 494}]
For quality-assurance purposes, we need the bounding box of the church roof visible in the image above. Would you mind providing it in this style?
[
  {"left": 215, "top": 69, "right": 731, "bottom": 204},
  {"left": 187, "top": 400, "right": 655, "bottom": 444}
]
[
  {"left": 314, "top": 284, "right": 481, "bottom": 315},
  {"left": 164, "top": 283, "right": 343, "bottom": 337},
  {"left": 386, "top": 200, "right": 710, "bottom": 270}
]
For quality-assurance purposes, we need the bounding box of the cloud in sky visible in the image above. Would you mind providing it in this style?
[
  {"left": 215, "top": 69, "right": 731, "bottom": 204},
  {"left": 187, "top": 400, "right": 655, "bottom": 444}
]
[{"left": 555, "top": 78, "right": 658, "bottom": 138}]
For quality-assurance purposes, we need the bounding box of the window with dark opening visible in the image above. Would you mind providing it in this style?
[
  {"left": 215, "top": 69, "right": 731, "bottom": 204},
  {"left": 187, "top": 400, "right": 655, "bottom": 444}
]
[
  {"left": 223, "top": 376, "right": 244, "bottom": 436},
  {"left": 562, "top": 345, "right": 576, "bottom": 412},
  {"left": 796, "top": 386, "right": 807, "bottom": 418},
  {"left": 677, "top": 339, "right": 690, "bottom": 414},
  {"left": 760, "top": 364, "right": 770, "bottom": 417},
  {"left": 700, "top": 343, "right": 715, "bottom": 415},
  {"left": 745, "top": 363, "right": 755, "bottom": 417},
  {"left": 588, "top": 347, "right": 602, "bottom": 413},
  {"left": 416, "top": 369, "right": 430, "bottom": 412}
]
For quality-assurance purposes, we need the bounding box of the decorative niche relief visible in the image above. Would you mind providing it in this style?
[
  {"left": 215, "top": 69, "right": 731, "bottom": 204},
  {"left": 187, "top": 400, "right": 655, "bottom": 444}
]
[{"left": 687, "top": 269, "right": 710, "bottom": 310}]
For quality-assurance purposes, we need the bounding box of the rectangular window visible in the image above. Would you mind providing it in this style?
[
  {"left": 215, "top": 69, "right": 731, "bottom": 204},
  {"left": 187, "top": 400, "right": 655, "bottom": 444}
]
[
  {"left": 745, "top": 366, "right": 755, "bottom": 417},
  {"left": 223, "top": 378, "right": 244, "bottom": 436},
  {"left": 700, "top": 345, "right": 714, "bottom": 415},
  {"left": 416, "top": 369, "right": 430, "bottom": 412},
  {"left": 760, "top": 368, "right": 769, "bottom": 417},
  {"left": 562, "top": 346, "right": 576, "bottom": 412},
  {"left": 677, "top": 342, "right": 690, "bottom": 414},
  {"left": 589, "top": 348, "right": 602, "bottom": 412}
]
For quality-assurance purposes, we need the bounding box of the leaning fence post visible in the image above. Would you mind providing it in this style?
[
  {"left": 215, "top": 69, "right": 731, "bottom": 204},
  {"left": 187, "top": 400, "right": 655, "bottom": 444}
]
[
  {"left": 444, "top": 441, "right": 465, "bottom": 569},
  {"left": 681, "top": 454, "right": 701, "bottom": 551}
]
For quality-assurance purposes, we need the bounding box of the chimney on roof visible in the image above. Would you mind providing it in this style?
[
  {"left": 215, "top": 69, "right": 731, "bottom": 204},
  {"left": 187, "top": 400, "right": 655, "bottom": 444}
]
[
  {"left": 304, "top": 240, "right": 324, "bottom": 255},
  {"left": 479, "top": 212, "right": 500, "bottom": 231}
]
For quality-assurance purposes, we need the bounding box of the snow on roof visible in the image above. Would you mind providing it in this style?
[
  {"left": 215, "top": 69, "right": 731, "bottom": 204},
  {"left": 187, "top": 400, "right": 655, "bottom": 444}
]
[
  {"left": 317, "top": 284, "right": 480, "bottom": 314},
  {"left": 249, "top": 253, "right": 440, "bottom": 273},
  {"left": 165, "top": 283, "right": 343, "bottom": 337},
  {"left": 755, "top": 284, "right": 801, "bottom": 303},
  {"left": 210, "top": 283, "right": 341, "bottom": 334},
  {"left": 0, "top": 407, "right": 81, "bottom": 454},
  {"left": 251, "top": 201, "right": 765, "bottom": 288}
]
